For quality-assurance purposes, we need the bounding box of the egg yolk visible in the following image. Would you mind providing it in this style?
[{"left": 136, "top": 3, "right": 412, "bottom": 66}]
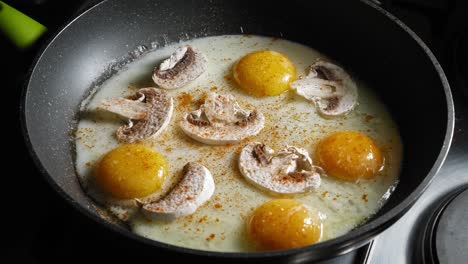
[
  {"left": 248, "top": 199, "right": 322, "bottom": 250},
  {"left": 316, "top": 131, "right": 383, "bottom": 181},
  {"left": 233, "top": 50, "right": 296, "bottom": 97},
  {"left": 95, "top": 144, "right": 168, "bottom": 199}
]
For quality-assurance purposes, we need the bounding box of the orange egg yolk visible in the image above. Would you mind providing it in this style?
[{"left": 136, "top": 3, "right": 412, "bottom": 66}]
[
  {"left": 233, "top": 50, "right": 296, "bottom": 97},
  {"left": 316, "top": 131, "right": 383, "bottom": 181},
  {"left": 248, "top": 199, "right": 322, "bottom": 250},
  {"left": 95, "top": 144, "right": 168, "bottom": 199}
]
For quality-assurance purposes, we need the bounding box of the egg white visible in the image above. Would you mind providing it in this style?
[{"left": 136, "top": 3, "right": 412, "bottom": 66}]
[{"left": 75, "top": 35, "right": 402, "bottom": 252}]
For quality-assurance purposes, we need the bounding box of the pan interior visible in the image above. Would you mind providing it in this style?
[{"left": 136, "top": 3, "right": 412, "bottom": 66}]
[{"left": 75, "top": 34, "right": 402, "bottom": 252}]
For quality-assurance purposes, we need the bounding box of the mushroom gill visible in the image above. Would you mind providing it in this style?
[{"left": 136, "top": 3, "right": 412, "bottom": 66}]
[
  {"left": 291, "top": 61, "right": 358, "bottom": 117},
  {"left": 98, "top": 88, "right": 174, "bottom": 143},
  {"left": 239, "top": 142, "right": 323, "bottom": 195},
  {"left": 152, "top": 45, "right": 208, "bottom": 89},
  {"left": 179, "top": 93, "right": 265, "bottom": 145}
]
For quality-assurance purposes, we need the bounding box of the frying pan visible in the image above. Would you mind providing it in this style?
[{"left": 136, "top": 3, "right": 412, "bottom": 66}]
[{"left": 21, "top": 0, "right": 454, "bottom": 262}]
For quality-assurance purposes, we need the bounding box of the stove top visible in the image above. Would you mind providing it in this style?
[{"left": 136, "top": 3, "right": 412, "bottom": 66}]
[{"left": 4, "top": 0, "right": 467, "bottom": 263}]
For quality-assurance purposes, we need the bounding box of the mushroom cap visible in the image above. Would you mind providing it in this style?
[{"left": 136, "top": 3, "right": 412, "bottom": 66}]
[
  {"left": 239, "top": 142, "right": 322, "bottom": 195},
  {"left": 152, "top": 45, "right": 207, "bottom": 89},
  {"left": 179, "top": 93, "right": 265, "bottom": 145},
  {"left": 142, "top": 162, "right": 215, "bottom": 221},
  {"left": 291, "top": 61, "right": 358, "bottom": 117}
]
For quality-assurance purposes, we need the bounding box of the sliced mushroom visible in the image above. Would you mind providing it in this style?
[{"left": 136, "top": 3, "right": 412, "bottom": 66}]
[
  {"left": 142, "top": 162, "right": 215, "bottom": 221},
  {"left": 152, "top": 45, "right": 208, "bottom": 89},
  {"left": 291, "top": 61, "right": 358, "bottom": 117},
  {"left": 179, "top": 93, "right": 265, "bottom": 145},
  {"left": 239, "top": 142, "right": 323, "bottom": 195},
  {"left": 98, "top": 88, "right": 173, "bottom": 143}
]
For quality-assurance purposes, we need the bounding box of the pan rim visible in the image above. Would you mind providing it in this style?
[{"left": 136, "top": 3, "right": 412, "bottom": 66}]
[{"left": 20, "top": 0, "right": 455, "bottom": 260}]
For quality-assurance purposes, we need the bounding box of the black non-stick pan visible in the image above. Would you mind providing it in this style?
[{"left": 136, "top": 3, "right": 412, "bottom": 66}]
[{"left": 21, "top": 0, "right": 454, "bottom": 263}]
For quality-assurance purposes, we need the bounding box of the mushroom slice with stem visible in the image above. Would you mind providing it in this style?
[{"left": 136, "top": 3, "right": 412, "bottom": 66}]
[
  {"left": 142, "top": 162, "right": 215, "bottom": 221},
  {"left": 291, "top": 61, "right": 358, "bottom": 117},
  {"left": 98, "top": 88, "right": 173, "bottom": 143},
  {"left": 239, "top": 142, "right": 323, "bottom": 195},
  {"left": 152, "top": 45, "right": 208, "bottom": 89},
  {"left": 179, "top": 93, "right": 265, "bottom": 145}
]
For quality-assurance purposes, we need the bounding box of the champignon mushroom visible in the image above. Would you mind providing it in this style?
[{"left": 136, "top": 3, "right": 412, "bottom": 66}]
[
  {"left": 142, "top": 162, "right": 214, "bottom": 221},
  {"left": 98, "top": 88, "right": 173, "bottom": 143},
  {"left": 290, "top": 61, "right": 358, "bottom": 117},
  {"left": 239, "top": 142, "right": 323, "bottom": 195},
  {"left": 179, "top": 93, "right": 265, "bottom": 145},
  {"left": 152, "top": 45, "right": 208, "bottom": 89}
]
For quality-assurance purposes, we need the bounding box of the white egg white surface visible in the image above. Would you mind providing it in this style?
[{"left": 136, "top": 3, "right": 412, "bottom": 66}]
[{"left": 75, "top": 35, "right": 402, "bottom": 252}]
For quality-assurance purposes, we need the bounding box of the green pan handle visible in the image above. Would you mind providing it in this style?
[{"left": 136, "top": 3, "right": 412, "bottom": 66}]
[{"left": 0, "top": 1, "right": 47, "bottom": 49}]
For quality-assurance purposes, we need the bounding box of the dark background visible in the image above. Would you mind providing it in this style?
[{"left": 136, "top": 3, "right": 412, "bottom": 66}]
[{"left": 2, "top": 0, "right": 466, "bottom": 263}]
